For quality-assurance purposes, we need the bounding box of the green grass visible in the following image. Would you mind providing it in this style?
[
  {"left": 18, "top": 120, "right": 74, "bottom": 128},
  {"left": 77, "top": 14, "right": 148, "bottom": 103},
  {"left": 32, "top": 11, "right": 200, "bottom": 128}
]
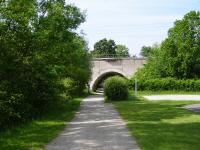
[
  {"left": 137, "top": 90, "right": 200, "bottom": 95},
  {"left": 0, "top": 97, "right": 83, "bottom": 150},
  {"left": 113, "top": 93, "right": 200, "bottom": 150}
]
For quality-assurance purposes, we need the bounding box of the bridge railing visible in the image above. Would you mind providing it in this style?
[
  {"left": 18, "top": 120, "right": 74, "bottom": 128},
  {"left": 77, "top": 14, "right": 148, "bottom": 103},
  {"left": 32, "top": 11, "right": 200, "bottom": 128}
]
[{"left": 92, "top": 54, "right": 131, "bottom": 58}]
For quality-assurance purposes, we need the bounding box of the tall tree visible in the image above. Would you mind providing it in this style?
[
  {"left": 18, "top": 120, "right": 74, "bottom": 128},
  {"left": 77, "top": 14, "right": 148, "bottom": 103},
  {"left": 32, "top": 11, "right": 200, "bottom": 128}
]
[
  {"left": 0, "top": 0, "right": 91, "bottom": 128},
  {"left": 160, "top": 11, "right": 200, "bottom": 79},
  {"left": 134, "top": 11, "right": 200, "bottom": 80},
  {"left": 140, "top": 46, "right": 153, "bottom": 57},
  {"left": 92, "top": 38, "right": 116, "bottom": 56},
  {"left": 116, "top": 45, "right": 130, "bottom": 57}
]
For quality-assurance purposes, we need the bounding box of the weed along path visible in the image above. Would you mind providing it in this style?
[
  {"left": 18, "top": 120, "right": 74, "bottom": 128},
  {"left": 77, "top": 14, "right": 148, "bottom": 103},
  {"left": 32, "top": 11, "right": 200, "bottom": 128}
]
[{"left": 45, "top": 95, "right": 140, "bottom": 150}]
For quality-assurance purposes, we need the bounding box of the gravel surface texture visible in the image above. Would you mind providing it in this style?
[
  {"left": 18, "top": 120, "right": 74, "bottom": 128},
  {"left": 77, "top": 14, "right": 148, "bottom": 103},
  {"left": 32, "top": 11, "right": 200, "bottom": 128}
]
[
  {"left": 45, "top": 95, "right": 140, "bottom": 150},
  {"left": 144, "top": 95, "right": 200, "bottom": 101},
  {"left": 184, "top": 104, "right": 200, "bottom": 113}
]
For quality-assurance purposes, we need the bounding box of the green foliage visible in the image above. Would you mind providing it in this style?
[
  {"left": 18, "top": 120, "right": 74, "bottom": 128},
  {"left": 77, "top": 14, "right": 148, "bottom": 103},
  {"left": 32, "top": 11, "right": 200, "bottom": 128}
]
[
  {"left": 140, "top": 46, "right": 153, "bottom": 57},
  {"left": 92, "top": 38, "right": 116, "bottom": 56},
  {"left": 130, "top": 77, "right": 200, "bottom": 91},
  {"left": 104, "top": 76, "right": 128, "bottom": 101},
  {"left": 135, "top": 11, "right": 200, "bottom": 81},
  {"left": 58, "top": 78, "right": 78, "bottom": 100},
  {"left": 114, "top": 93, "right": 200, "bottom": 150},
  {"left": 140, "top": 43, "right": 160, "bottom": 57},
  {"left": 91, "top": 38, "right": 130, "bottom": 57},
  {"left": 160, "top": 11, "right": 200, "bottom": 79},
  {"left": 115, "top": 44, "right": 130, "bottom": 57},
  {"left": 0, "top": 0, "right": 91, "bottom": 129}
]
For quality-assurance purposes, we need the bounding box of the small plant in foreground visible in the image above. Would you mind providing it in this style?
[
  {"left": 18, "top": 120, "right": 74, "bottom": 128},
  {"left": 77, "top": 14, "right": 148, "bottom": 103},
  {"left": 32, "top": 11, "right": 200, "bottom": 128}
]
[{"left": 104, "top": 76, "right": 128, "bottom": 101}]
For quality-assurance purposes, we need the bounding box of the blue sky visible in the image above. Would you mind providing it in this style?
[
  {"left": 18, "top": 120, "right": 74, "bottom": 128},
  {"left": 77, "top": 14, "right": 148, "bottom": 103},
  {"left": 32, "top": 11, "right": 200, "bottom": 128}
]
[{"left": 67, "top": 0, "right": 200, "bottom": 56}]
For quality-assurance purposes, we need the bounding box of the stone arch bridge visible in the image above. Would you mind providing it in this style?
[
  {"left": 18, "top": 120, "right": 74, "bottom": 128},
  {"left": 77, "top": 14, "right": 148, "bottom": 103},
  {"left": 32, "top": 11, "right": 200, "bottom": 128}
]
[{"left": 90, "top": 58, "right": 146, "bottom": 91}]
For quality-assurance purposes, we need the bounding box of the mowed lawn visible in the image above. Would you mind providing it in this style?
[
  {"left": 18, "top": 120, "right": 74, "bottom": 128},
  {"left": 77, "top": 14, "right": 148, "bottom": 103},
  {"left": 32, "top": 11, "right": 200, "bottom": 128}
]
[
  {"left": 0, "top": 98, "right": 82, "bottom": 150},
  {"left": 113, "top": 93, "right": 200, "bottom": 150}
]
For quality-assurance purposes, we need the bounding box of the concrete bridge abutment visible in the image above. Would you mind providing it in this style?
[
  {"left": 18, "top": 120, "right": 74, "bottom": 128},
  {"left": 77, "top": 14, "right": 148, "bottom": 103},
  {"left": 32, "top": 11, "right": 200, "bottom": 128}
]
[{"left": 90, "top": 58, "right": 146, "bottom": 91}]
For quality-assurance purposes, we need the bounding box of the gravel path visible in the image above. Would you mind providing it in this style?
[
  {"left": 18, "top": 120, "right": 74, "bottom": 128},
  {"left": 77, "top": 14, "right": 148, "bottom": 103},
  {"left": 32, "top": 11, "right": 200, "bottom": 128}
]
[
  {"left": 184, "top": 104, "right": 200, "bottom": 113},
  {"left": 144, "top": 95, "right": 200, "bottom": 101},
  {"left": 45, "top": 95, "right": 140, "bottom": 150}
]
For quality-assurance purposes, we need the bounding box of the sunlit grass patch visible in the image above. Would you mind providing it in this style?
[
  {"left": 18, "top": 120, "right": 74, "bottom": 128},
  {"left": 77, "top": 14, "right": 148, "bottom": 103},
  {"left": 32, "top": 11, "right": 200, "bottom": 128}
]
[{"left": 113, "top": 93, "right": 200, "bottom": 150}]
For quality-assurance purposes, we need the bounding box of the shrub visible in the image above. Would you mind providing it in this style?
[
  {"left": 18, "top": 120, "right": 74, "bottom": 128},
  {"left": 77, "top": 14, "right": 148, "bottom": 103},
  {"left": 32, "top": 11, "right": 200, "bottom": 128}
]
[
  {"left": 58, "top": 78, "right": 78, "bottom": 100},
  {"left": 104, "top": 76, "right": 128, "bottom": 101},
  {"left": 130, "top": 77, "right": 200, "bottom": 91}
]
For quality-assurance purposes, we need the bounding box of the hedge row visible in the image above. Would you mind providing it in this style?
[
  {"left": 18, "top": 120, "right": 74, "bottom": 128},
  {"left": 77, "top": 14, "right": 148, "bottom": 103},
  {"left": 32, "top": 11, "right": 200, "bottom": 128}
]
[{"left": 130, "top": 78, "right": 200, "bottom": 91}]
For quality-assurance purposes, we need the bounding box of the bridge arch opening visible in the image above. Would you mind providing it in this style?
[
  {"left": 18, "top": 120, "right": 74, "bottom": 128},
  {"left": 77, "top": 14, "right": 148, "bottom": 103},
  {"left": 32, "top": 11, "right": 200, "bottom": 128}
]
[{"left": 92, "top": 71, "right": 126, "bottom": 92}]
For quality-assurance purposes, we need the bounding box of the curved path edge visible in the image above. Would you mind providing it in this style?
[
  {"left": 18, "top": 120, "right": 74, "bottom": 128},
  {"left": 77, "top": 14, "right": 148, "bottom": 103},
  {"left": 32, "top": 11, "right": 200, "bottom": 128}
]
[
  {"left": 144, "top": 95, "right": 200, "bottom": 101},
  {"left": 184, "top": 104, "right": 200, "bottom": 113},
  {"left": 45, "top": 95, "right": 140, "bottom": 150}
]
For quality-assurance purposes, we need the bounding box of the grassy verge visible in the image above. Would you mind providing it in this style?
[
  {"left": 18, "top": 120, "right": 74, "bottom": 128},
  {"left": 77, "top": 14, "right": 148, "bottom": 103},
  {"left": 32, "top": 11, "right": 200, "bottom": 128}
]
[
  {"left": 113, "top": 93, "right": 200, "bottom": 150},
  {"left": 137, "top": 90, "right": 200, "bottom": 96},
  {"left": 0, "top": 97, "right": 83, "bottom": 150}
]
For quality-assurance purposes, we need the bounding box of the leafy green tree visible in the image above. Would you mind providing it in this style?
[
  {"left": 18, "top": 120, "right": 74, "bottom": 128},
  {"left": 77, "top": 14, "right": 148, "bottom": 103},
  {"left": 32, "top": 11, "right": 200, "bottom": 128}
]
[
  {"left": 134, "top": 45, "right": 163, "bottom": 81},
  {"left": 0, "top": 0, "right": 91, "bottom": 128},
  {"left": 92, "top": 38, "right": 116, "bottom": 56},
  {"left": 0, "top": 0, "right": 39, "bottom": 127},
  {"left": 140, "top": 46, "right": 153, "bottom": 57},
  {"left": 116, "top": 45, "right": 130, "bottom": 57},
  {"left": 139, "top": 43, "right": 160, "bottom": 57},
  {"left": 134, "top": 11, "right": 200, "bottom": 81},
  {"left": 91, "top": 39, "right": 131, "bottom": 58},
  {"left": 160, "top": 11, "right": 200, "bottom": 79}
]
